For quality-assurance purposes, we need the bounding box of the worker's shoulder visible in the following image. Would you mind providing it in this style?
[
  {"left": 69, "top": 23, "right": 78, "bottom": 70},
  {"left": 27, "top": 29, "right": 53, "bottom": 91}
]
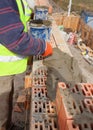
[
  {"left": 0, "top": 0, "right": 11, "bottom": 7},
  {"left": 0, "top": 0, "right": 18, "bottom": 12}
]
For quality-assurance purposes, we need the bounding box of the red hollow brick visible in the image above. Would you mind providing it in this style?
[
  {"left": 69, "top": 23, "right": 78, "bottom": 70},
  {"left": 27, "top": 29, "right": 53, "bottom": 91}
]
[
  {"left": 58, "top": 98, "right": 74, "bottom": 130},
  {"left": 30, "top": 116, "right": 58, "bottom": 130},
  {"left": 34, "top": 68, "right": 47, "bottom": 76},
  {"left": 31, "top": 100, "right": 56, "bottom": 116},
  {"left": 32, "top": 76, "right": 47, "bottom": 87},
  {"left": 65, "top": 120, "right": 79, "bottom": 130},
  {"left": 78, "top": 122, "right": 93, "bottom": 130},
  {"left": 25, "top": 75, "right": 32, "bottom": 88},
  {"left": 84, "top": 99, "right": 93, "bottom": 113},
  {"left": 71, "top": 84, "right": 81, "bottom": 93},
  {"left": 56, "top": 82, "right": 68, "bottom": 114},
  {"left": 58, "top": 82, "right": 68, "bottom": 90},
  {"left": 72, "top": 83, "right": 93, "bottom": 98},
  {"left": 79, "top": 83, "right": 93, "bottom": 97},
  {"left": 31, "top": 87, "right": 48, "bottom": 100}
]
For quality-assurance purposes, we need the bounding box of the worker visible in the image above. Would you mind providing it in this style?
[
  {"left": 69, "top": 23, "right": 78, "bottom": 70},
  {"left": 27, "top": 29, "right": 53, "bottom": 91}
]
[{"left": 0, "top": 0, "right": 52, "bottom": 130}]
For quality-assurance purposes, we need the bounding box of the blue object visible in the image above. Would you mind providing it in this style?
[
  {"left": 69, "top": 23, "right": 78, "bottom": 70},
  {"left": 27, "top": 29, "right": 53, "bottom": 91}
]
[
  {"left": 34, "top": 6, "right": 48, "bottom": 20},
  {"left": 29, "top": 20, "right": 51, "bottom": 41},
  {"left": 81, "top": 10, "right": 93, "bottom": 29}
]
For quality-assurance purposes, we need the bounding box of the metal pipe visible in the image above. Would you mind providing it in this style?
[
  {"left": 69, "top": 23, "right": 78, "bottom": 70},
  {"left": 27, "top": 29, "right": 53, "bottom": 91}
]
[{"left": 68, "top": 0, "right": 72, "bottom": 16}]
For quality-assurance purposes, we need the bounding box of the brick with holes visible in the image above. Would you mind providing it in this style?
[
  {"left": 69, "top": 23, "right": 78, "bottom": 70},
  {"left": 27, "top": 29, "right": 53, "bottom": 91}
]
[
  {"left": 29, "top": 115, "right": 58, "bottom": 130},
  {"left": 31, "top": 87, "right": 48, "bottom": 100},
  {"left": 31, "top": 100, "right": 56, "bottom": 116},
  {"left": 56, "top": 82, "right": 70, "bottom": 114},
  {"left": 78, "top": 83, "right": 93, "bottom": 98},
  {"left": 32, "top": 76, "right": 47, "bottom": 87},
  {"left": 65, "top": 120, "right": 79, "bottom": 130}
]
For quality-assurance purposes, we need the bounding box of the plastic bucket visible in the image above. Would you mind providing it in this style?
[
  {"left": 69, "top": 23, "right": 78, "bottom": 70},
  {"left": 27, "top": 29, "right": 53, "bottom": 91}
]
[
  {"left": 34, "top": 6, "right": 48, "bottom": 20},
  {"left": 29, "top": 20, "right": 51, "bottom": 41}
]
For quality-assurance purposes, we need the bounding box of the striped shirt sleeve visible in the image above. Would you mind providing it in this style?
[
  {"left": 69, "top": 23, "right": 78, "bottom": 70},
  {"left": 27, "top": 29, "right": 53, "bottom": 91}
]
[{"left": 0, "top": 0, "right": 46, "bottom": 56}]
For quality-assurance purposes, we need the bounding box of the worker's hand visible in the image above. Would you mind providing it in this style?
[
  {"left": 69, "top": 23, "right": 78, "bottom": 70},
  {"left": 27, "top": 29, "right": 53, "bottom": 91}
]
[{"left": 42, "top": 42, "right": 53, "bottom": 58}]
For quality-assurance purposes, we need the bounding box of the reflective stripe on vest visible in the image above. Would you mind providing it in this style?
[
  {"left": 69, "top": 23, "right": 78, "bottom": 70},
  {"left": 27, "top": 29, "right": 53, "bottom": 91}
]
[
  {"left": 22, "top": 0, "right": 32, "bottom": 17},
  {"left": 0, "top": 55, "right": 25, "bottom": 62},
  {"left": 0, "top": 44, "right": 24, "bottom": 62}
]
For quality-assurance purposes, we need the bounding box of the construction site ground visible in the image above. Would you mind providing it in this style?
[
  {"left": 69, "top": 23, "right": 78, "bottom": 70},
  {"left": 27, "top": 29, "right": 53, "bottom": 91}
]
[
  {"left": 69, "top": 44, "right": 93, "bottom": 83},
  {"left": 59, "top": 30, "right": 93, "bottom": 84}
]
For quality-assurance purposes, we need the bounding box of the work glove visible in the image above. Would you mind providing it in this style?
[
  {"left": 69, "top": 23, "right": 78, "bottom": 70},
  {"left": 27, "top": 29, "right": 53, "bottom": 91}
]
[{"left": 42, "top": 42, "right": 53, "bottom": 58}]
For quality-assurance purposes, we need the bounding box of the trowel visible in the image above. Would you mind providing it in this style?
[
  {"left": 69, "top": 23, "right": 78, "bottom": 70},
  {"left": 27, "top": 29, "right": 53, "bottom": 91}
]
[{"left": 43, "top": 48, "right": 66, "bottom": 100}]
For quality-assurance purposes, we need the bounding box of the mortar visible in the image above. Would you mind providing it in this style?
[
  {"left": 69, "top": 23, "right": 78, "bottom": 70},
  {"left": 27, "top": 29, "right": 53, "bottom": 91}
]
[
  {"left": 29, "top": 20, "right": 52, "bottom": 41},
  {"left": 34, "top": 6, "right": 49, "bottom": 20}
]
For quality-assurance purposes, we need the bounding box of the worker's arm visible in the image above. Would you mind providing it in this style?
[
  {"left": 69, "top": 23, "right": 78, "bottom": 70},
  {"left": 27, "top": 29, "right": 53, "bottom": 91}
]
[{"left": 0, "top": 0, "right": 46, "bottom": 56}]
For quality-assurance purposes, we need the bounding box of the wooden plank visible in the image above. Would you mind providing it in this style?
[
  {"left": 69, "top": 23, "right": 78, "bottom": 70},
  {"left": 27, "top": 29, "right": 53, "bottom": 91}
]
[{"left": 52, "top": 20, "right": 73, "bottom": 57}]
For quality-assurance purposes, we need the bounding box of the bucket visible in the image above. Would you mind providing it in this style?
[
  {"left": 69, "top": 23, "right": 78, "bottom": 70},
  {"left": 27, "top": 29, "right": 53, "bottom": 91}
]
[
  {"left": 29, "top": 20, "right": 51, "bottom": 41},
  {"left": 34, "top": 6, "right": 49, "bottom": 20}
]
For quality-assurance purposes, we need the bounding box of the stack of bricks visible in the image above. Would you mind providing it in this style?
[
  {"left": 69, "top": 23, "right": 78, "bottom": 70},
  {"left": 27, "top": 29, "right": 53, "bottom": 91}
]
[
  {"left": 30, "top": 87, "right": 58, "bottom": 130},
  {"left": 56, "top": 82, "right": 93, "bottom": 130},
  {"left": 29, "top": 55, "right": 59, "bottom": 130},
  {"left": 32, "top": 56, "right": 47, "bottom": 87}
]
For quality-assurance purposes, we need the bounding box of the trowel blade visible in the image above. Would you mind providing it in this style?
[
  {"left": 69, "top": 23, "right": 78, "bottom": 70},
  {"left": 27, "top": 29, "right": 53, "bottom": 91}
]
[{"left": 43, "top": 48, "right": 65, "bottom": 100}]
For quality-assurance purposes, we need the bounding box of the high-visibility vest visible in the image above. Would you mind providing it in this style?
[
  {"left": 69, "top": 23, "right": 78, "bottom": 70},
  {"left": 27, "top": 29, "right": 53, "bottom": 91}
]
[
  {"left": 0, "top": 0, "right": 32, "bottom": 76},
  {"left": 16, "top": 0, "right": 32, "bottom": 32}
]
